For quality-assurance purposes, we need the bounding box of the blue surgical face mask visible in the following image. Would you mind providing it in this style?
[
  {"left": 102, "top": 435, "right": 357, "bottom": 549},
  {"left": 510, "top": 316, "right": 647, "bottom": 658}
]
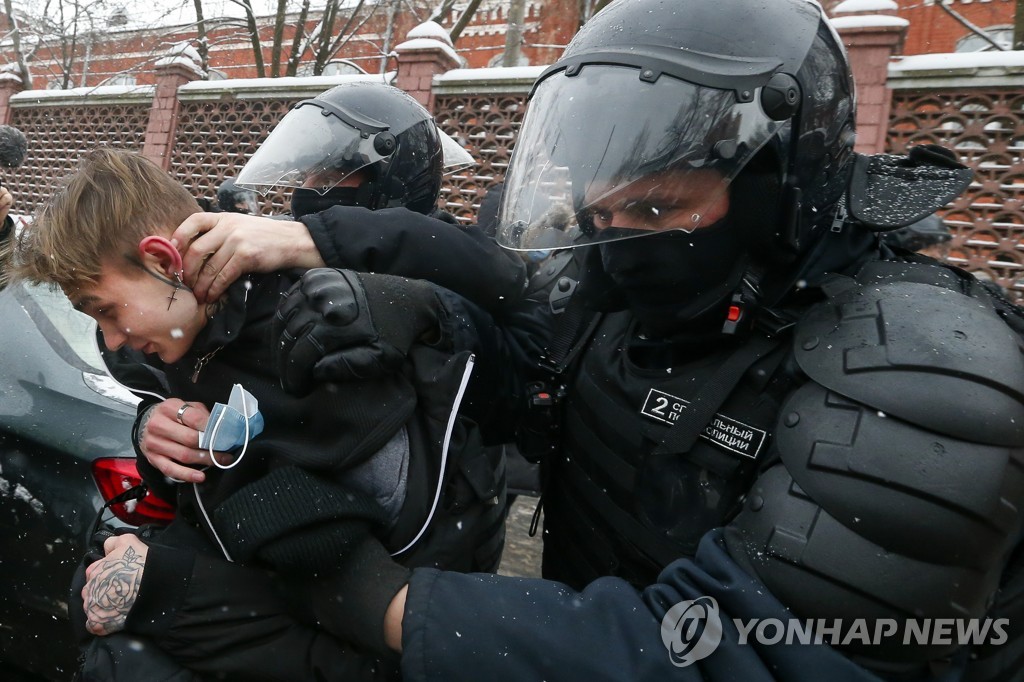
[{"left": 198, "top": 384, "right": 264, "bottom": 469}]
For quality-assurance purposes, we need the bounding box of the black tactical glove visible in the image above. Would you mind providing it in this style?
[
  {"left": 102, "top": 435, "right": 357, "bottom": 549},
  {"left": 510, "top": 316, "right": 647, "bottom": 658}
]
[{"left": 273, "top": 268, "right": 442, "bottom": 395}]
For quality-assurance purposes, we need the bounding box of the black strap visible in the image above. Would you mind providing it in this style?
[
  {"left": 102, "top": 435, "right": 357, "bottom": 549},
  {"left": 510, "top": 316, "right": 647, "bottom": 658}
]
[
  {"left": 540, "top": 292, "right": 600, "bottom": 375},
  {"left": 90, "top": 484, "right": 148, "bottom": 538},
  {"left": 652, "top": 333, "right": 779, "bottom": 457}
]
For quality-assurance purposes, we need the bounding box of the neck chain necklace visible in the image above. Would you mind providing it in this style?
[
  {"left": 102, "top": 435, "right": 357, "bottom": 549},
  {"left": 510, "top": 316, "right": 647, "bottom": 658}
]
[{"left": 191, "top": 346, "right": 223, "bottom": 383}]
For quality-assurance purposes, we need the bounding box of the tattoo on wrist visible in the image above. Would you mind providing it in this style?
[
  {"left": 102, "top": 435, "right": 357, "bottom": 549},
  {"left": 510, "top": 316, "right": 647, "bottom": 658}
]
[{"left": 84, "top": 546, "right": 145, "bottom": 636}]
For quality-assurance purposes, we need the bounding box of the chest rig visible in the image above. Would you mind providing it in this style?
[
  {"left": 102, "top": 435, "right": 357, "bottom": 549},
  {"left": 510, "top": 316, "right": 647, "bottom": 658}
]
[{"left": 536, "top": 308, "right": 795, "bottom": 590}]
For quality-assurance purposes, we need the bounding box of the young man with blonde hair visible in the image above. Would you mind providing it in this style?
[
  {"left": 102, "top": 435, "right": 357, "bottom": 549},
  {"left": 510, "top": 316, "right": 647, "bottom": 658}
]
[{"left": 17, "top": 147, "right": 504, "bottom": 680}]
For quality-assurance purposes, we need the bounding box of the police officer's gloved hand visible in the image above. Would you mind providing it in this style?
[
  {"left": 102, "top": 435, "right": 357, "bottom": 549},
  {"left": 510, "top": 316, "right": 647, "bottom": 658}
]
[{"left": 273, "top": 268, "right": 442, "bottom": 395}]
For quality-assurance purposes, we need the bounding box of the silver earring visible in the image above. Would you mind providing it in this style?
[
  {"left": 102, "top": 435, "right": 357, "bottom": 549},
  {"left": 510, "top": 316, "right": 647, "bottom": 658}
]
[{"left": 167, "top": 271, "right": 183, "bottom": 310}]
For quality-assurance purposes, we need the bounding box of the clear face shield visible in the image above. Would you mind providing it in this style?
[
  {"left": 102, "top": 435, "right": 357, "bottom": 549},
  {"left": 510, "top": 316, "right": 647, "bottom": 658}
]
[
  {"left": 439, "top": 130, "right": 475, "bottom": 174},
  {"left": 496, "top": 66, "right": 784, "bottom": 251},
  {"left": 237, "top": 99, "right": 473, "bottom": 196},
  {"left": 237, "top": 101, "right": 394, "bottom": 195}
]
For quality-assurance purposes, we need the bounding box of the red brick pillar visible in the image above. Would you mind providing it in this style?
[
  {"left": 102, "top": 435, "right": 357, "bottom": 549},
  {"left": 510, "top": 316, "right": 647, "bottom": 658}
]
[
  {"left": 393, "top": 22, "right": 463, "bottom": 111},
  {"left": 831, "top": 1, "right": 908, "bottom": 155},
  {"left": 142, "top": 59, "right": 202, "bottom": 170},
  {"left": 0, "top": 72, "right": 25, "bottom": 125}
]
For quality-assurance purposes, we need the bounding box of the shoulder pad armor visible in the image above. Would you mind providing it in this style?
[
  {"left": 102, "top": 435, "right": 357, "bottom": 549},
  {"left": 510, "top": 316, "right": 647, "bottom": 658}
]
[{"left": 795, "top": 280, "right": 1024, "bottom": 446}]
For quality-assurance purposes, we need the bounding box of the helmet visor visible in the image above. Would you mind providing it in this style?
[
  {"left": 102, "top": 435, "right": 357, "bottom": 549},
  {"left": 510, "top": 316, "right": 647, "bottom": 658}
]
[
  {"left": 237, "top": 104, "right": 394, "bottom": 195},
  {"left": 439, "top": 129, "right": 475, "bottom": 173},
  {"left": 496, "top": 66, "right": 784, "bottom": 250}
]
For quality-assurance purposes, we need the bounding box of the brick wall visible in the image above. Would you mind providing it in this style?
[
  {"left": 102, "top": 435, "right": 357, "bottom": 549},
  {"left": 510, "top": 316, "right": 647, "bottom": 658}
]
[{"left": 899, "top": 0, "right": 1015, "bottom": 55}]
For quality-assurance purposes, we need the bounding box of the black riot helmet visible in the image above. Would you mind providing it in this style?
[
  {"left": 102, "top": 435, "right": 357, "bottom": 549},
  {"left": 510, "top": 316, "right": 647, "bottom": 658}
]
[
  {"left": 497, "top": 0, "right": 858, "bottom": 329},
  {"left": 216, "top": 177, "right": 259, "bottom": 214},
  {"left": 237, "top": 82, "right": 472, "bottom": 216}
]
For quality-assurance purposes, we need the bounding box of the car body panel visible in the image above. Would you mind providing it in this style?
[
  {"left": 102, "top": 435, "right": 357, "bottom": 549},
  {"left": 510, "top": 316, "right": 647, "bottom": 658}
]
[{"left": 0, "top": 282, "right": 139, "bottom": 680}]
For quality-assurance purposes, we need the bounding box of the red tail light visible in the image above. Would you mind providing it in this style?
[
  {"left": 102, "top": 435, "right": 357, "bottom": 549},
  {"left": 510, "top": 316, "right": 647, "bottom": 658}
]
[{"left": 92, "top": 458, "right": 176, "bottom": 526}]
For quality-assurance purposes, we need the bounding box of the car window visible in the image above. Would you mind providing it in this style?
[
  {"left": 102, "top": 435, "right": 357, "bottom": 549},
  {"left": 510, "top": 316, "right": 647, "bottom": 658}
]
[{"left": 19, "top": 281, "right": 108, "bottom": 375}]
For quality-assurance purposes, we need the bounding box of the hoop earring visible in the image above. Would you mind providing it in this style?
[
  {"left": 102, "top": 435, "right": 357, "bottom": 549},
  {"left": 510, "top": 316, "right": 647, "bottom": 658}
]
[{"left": 167, "top": 271, "right": 184, "bottom": 310}]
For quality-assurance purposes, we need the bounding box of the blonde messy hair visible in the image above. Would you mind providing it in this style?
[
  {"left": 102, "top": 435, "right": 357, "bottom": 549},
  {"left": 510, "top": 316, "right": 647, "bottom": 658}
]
[{"left": 15, "top": 147, "right": 200, "bottom": 293}]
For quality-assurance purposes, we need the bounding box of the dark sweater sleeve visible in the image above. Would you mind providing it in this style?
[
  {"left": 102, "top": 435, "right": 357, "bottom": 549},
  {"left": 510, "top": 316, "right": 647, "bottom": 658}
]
[
  {"left": 400, "top": 530, "right": 885, "bottom": 682},
  {"left": 127, "top": 536, "right": 395, "bottom": 680},
  {"left": 300, "top": 205, "right": 526, "bottom": 312}
]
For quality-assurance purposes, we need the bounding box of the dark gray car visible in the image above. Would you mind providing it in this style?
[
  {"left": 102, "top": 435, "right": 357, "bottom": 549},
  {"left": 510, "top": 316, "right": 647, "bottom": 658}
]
[{"left": 0, "top": 281, "right": 168, "bottom": 680}]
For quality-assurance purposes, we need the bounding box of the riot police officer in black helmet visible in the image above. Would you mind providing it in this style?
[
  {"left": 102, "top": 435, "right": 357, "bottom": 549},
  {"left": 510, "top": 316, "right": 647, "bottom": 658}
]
[
  {"left": 160, "top": 81, "right": 519, "bottom": 309},
  {"left": 86, "top": 1, "right": 1024, "bottom": 680},
  {"left": 214, "top": 176, "right": 259, "bottom": 214},
  {"left": 236, "top": 81, "right": 472, "bottom": 218}
]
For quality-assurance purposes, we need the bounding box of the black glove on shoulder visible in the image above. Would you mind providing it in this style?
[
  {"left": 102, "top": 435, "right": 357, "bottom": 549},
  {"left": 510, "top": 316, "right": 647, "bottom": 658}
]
[{"left": 274, "top": 268, "right": 443, "bottom": 395}]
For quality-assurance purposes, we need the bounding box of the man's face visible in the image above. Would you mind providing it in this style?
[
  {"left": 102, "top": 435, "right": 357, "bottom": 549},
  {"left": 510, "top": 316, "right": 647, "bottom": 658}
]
[
  {"left": 70, "top": 262, "right": 205, "bottom": 363},
  {"left": 582, "top": 169, "right": 730, "bottom": 233}
]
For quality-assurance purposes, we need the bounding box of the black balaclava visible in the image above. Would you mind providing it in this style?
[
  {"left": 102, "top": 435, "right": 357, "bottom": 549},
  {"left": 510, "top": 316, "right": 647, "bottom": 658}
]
[
  {"left": 290, "top": 186, "right": 364, "bottom": 219},
  {"left": 594, "top": 217, "right": 749, "bottom": 339}
]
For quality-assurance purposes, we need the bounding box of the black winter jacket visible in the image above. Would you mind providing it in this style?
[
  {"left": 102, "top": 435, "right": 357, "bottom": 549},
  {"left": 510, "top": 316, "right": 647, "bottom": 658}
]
[{"left": 124, "top": 268, "right": 505, "bottom": 678}]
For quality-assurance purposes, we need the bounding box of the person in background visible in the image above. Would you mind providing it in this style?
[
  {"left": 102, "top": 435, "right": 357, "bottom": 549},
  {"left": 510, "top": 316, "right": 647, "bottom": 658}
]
[
  {"left": 19, "top": 147, "right": 505, "bottom": 681},
  {"left": 881, "top": 213, "right": 951, "bottom": 258},
  {"left": 216, "top": 177, "right": 259, "bottom": 215},
  {"left": 0, "top": 187, "right": 17, "bottom": 290}
]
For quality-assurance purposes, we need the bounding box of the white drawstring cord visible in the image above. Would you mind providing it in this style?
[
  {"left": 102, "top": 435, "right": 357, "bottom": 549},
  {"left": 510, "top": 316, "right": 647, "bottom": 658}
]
[{"left": 391, "top": 354, "right": 475, "bottom": 557}]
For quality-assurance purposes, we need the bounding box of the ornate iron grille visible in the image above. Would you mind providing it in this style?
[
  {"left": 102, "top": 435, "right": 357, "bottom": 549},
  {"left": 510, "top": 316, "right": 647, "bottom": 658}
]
[
  {"left": 888, "top": 89, "right": 1024, "bottom": 300},
  {"left": 7, "top": 102, "right": 150, "bottom": 214},
  {"left": 434, "top": 93, "right": 528, "bottom": 224},
  {"left": 170, "top": 97, "right": 304, "bottom": 215}
]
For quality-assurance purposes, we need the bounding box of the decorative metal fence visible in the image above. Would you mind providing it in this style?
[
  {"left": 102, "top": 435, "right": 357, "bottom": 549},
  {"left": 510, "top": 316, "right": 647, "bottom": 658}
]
[
  {"left": 887, "top": 58, "right": 1024, "bottom": 299},
  {"left": 6, "top": 88, "right": 152, "bottom": 211},
  {"left": 4, "top": 55, "right": 1024, "bottom": 302}
]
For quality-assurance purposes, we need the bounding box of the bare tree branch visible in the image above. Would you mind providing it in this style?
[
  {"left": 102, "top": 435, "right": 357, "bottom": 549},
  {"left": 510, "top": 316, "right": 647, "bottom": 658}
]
[
  {"left": 502, "top": 0, "right": 526, "bottom": 66},
  {"left": 1014, "top": 0, "right": 1024, "bottom": 50},
  {"left": 193, "top": 0, "right": 209, "bottom": 73},
  {"left": 937, "top": 0, "right": 1006, "bottom": 51},
  {"left": 379, "top": 0, "right": 401, "bottom": 73},
  {"left": 239, "top": 0, "right": 266, "bottom": 76},
  {"left": 270, "top": 0, "right": 289, "bottom": 76},
  {"left": 3, "top": 0, "right": 31, "bottom": 88},
  {"left": 313, "top": 0, "right": 342, "bottom": 74},
  {"left": 450, "top": 0, "right": 483, "bottom": 44},
  {"left": 325, "top": 0, "right": 371, "bottom": 64},
  {"left": 286, "top": 0, "right": 313, "bottom": 76},
  {"left": 429, "top": 0, "right": 458, "bottom": 24}
]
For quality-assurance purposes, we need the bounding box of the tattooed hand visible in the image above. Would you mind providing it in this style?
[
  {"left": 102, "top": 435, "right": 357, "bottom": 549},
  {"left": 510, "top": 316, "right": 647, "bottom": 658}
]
[{"left": 82, "top": 534, "right": 149, "bottom": 636}]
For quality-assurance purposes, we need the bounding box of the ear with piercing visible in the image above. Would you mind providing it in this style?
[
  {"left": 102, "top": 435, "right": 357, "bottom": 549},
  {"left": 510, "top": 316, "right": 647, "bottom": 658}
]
[{"left": 136, "top": 236, "right": 189, "bottom": 311}]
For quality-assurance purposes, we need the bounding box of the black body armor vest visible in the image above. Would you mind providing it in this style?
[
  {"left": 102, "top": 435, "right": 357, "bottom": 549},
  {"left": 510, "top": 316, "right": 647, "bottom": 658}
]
[{"left": 540, "top": 311, "right": 794, "bottom": 590}]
